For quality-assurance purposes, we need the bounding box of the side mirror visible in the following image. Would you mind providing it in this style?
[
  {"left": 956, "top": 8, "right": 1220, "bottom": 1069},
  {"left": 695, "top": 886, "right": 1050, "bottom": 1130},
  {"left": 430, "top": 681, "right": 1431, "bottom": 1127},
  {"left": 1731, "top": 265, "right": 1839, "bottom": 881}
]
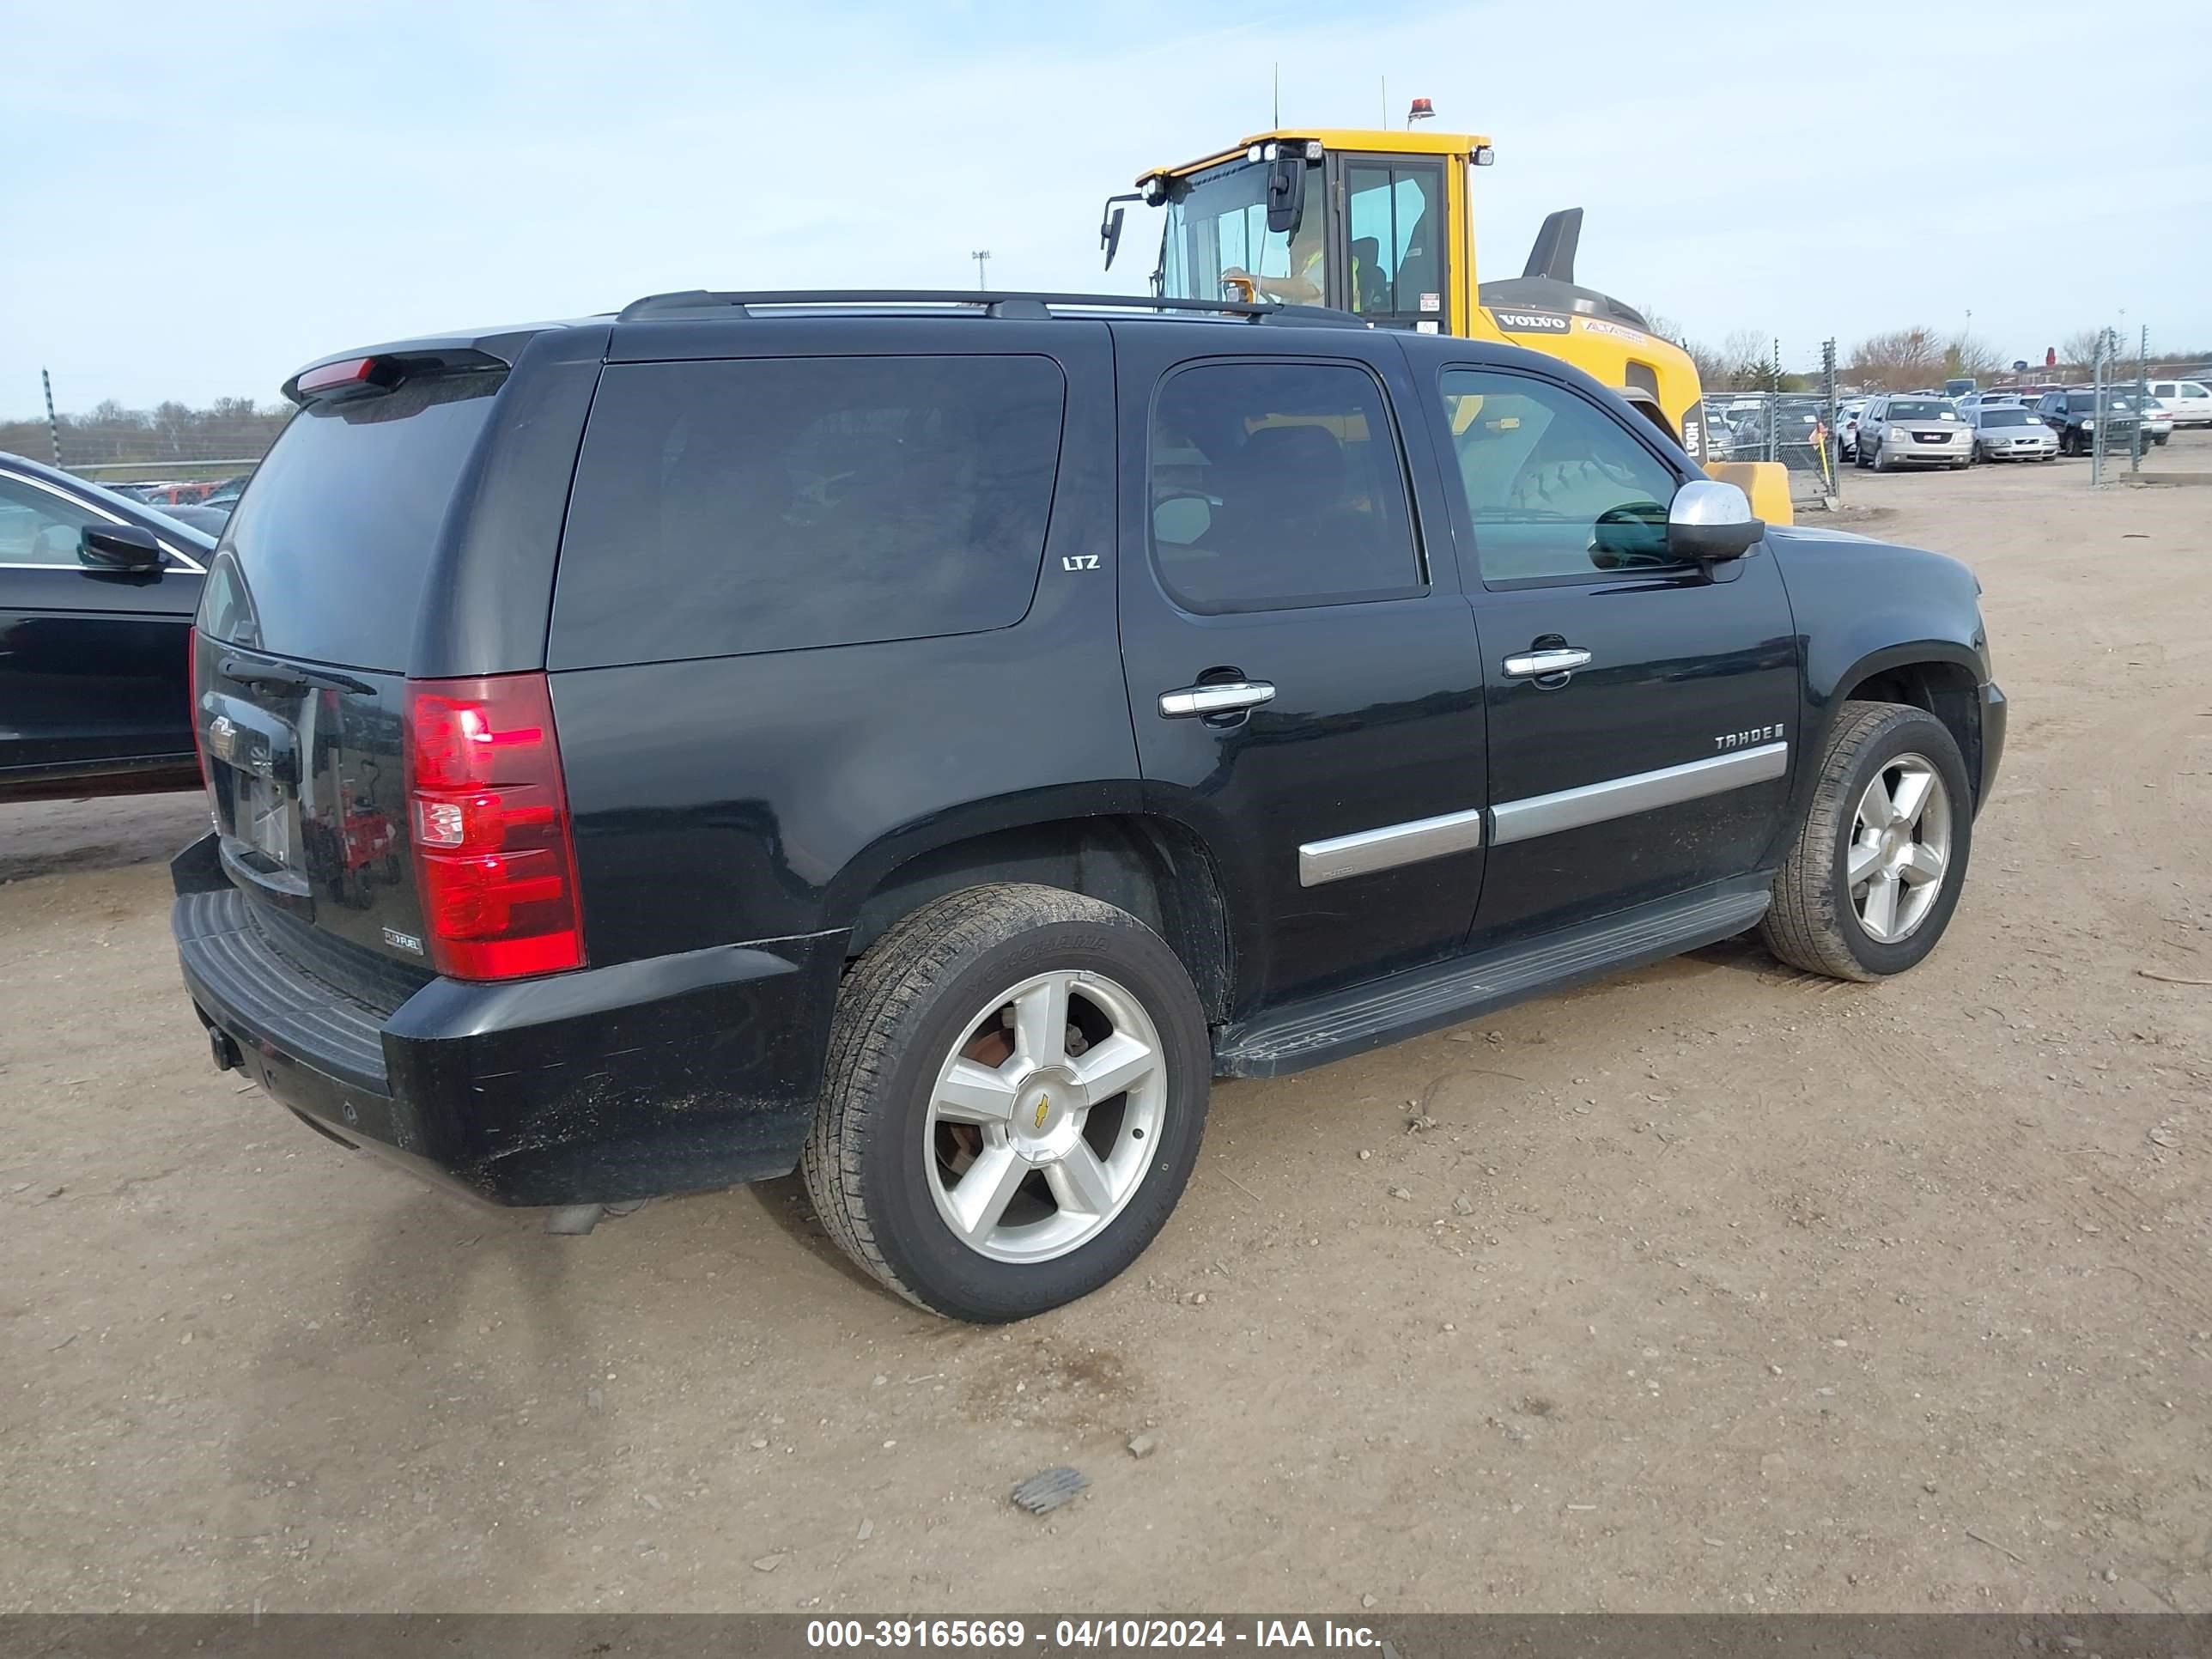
[
  {"left": 1264, "top": 156, "right": 1306, "bottom": 236},
  {"left": 1098, "top": 191, "right": 1143, "bottom": 271},
  {"left": 79, "top": 524, "right": 165, "bottom": 574},
  {"left": 1668, "top": 480, "right": 1764, "bottom": 564}
]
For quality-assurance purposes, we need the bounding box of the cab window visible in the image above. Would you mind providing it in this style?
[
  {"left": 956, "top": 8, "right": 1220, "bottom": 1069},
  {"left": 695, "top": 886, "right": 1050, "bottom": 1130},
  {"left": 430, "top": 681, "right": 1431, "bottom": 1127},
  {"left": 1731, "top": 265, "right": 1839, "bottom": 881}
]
[
  {"left": 1441, "top": 368, "right": 1682, "bottom": 584},
  {"left": 1344, "top": 163, "right": 1443, "bottom": 323}
]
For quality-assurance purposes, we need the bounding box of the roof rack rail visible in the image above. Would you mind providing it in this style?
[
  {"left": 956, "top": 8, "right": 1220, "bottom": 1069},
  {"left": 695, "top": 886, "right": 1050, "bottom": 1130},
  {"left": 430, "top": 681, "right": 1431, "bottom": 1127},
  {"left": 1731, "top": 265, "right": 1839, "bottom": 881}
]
[{"left": 614, "top": 289, "right": 1365, "bottom": 328}]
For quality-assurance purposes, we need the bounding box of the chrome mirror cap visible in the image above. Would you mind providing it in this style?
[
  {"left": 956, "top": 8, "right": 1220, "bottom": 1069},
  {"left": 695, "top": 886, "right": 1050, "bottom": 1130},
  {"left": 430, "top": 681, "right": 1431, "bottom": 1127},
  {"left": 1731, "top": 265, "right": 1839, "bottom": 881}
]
[
  {"left": 1670, "top": 478, "right": 1757, "bottom": 526},
  {"left": 1668, "top": 480, "right": 1765, "bottom": 562}
]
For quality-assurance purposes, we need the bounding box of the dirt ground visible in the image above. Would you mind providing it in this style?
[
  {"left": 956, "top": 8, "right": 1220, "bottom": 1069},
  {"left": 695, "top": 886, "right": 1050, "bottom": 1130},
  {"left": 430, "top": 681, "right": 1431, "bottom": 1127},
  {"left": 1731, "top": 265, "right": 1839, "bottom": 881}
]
[{"left": 4, "top": 440, "right": 2209, "bottom": 1617}]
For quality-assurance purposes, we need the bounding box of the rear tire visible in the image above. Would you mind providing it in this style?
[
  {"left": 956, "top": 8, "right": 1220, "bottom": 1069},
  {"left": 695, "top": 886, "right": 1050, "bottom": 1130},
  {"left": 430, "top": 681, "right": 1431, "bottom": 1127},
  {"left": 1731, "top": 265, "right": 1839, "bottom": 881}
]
[
  {"left": 1759, "top": 701, "right": 1973, "bottom": 982},
  {"left": 802, "top": 884, "right": 1211, "bottom": 1322}
]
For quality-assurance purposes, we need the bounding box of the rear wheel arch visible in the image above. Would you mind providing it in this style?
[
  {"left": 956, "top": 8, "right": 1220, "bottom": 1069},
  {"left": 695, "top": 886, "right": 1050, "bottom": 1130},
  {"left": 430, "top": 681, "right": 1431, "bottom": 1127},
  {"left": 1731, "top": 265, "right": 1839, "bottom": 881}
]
[{"left": 836, "top": 813, "right": 1236, "bottom": 1025}]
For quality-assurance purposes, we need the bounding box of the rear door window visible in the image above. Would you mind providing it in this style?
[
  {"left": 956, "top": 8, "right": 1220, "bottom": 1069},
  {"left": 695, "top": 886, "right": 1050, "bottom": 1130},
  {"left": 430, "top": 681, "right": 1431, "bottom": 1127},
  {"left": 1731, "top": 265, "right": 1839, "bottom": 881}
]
[
  {"left": 1146, "top": 360, "right": 1424, "bottom": 613},
  {"left": 210, "top": 371, "right": 505, "bottom": 669},
  {"left": 553, "top": 355, "right": 1066, "bottom": 665}
]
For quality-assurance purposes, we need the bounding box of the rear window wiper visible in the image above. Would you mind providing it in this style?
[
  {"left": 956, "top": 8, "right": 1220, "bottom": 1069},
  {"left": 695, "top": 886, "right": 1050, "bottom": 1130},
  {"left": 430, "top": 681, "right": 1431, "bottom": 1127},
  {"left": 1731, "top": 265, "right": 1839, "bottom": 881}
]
[{"left": 220, "top": 656, "right": 376, "bottom": 696}]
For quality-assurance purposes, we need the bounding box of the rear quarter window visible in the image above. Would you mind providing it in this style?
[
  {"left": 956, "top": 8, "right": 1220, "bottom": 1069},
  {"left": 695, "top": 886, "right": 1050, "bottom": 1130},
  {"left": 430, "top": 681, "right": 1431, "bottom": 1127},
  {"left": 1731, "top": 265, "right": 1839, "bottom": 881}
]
[{"left": 551, "top": 355, "right": 1067, "bottom": 666}]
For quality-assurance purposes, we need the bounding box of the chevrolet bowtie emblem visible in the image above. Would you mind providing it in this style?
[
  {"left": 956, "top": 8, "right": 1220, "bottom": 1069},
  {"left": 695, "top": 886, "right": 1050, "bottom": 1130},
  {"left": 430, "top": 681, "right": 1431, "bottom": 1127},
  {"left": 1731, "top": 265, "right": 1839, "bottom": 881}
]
[{"left": 1033, "top": 1095, "right": 1050, "bottom": 1131}]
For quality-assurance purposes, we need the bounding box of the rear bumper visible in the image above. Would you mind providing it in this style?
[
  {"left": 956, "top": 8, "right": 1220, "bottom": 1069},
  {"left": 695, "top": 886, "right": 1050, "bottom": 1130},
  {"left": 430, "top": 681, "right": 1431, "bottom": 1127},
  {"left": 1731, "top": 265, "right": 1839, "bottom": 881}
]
[
  {"left": 172, "top": 834, "right": 843, "bottom": 1206},
  {"left": 1977, "top": 681, "right": 2008, "bottom": 812}
]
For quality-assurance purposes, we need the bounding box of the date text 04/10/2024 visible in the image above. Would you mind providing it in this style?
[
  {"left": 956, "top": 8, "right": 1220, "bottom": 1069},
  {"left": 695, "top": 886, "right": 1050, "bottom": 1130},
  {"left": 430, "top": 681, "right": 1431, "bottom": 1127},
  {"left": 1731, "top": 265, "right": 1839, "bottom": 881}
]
[{"left": 803, "top": 1619, "right": 1384, "bottom": 1650}]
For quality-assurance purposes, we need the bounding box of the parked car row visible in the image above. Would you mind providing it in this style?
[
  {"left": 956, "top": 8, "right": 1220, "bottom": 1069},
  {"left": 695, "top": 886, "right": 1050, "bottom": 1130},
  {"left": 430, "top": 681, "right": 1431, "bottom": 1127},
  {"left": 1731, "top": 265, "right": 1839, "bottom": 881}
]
[
  {"left": 1845, "top": 384, "right": 2185, "bottom": 471},
  {"left": 1741, "top": 375, "right": 2200, "bottom": 475}
]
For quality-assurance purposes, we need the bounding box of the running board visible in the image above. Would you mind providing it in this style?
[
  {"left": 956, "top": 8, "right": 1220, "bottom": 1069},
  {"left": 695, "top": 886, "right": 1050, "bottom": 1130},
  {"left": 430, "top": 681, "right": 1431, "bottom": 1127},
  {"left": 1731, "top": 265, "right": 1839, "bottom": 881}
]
[{"left": 1212, "top": 880, "right": 1773, "bottom": 1079}]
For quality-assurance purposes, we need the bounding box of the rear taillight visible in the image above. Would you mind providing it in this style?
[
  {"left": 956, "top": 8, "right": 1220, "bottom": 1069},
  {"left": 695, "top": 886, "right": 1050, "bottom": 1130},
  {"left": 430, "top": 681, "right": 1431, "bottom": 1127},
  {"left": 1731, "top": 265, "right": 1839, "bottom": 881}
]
[
  {"left": 186, "top": 627, "right": 215, "bottom": 805},
  {"left": 404, "top": 672, "right": 585, "bottom": 981}
]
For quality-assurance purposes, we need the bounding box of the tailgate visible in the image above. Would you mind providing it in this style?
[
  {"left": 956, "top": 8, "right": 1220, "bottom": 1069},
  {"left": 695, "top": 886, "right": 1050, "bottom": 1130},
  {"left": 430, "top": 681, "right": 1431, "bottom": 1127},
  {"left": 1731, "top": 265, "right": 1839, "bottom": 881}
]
[{"left": 195, "top": 638, "right": 428, "bottom": 971}]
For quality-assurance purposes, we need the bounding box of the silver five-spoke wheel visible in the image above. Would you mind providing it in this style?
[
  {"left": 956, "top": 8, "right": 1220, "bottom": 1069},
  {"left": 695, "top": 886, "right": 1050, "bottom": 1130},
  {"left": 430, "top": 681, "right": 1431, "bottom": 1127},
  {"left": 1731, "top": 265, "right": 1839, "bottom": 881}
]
[
  {"left": 925, "top": 970, "right": 1166, "bottom": 1265},
  {"left": 1847, "top": 752, "right": 1951, "bottom": 944}
]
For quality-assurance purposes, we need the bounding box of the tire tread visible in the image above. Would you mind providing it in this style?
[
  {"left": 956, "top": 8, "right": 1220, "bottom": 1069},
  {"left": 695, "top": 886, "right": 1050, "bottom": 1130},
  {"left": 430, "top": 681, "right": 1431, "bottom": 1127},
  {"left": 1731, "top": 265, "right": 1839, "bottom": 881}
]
[
  {"left": 801, "top": 884, "right": 1173, "bottom": 1316},
  {"left": 1759, "top": 700, "right": 1951, "bottom": 982}
]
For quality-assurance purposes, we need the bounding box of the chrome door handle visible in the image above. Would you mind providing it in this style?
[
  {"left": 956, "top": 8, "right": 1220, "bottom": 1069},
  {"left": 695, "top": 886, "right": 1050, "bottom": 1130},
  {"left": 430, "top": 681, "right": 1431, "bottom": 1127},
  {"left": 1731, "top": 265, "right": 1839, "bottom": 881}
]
[
  {"left": 1502, "top": 647, "right": 1593, "bottom": 679},
  {"left": 1158, "top": 680, "right": 1277, "bottom": 718}
]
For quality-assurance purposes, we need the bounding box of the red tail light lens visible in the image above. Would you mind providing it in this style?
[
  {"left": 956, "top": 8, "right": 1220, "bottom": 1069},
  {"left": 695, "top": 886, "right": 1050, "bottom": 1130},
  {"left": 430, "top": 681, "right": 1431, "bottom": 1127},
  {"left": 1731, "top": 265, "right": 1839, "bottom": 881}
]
[{"left": 404, "top": 672, "right": 585, "bottom": 980}]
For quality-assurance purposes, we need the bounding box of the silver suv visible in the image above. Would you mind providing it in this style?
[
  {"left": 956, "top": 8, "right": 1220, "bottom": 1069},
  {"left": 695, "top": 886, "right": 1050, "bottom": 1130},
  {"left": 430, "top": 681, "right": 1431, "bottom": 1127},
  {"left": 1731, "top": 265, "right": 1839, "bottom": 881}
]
[{"left": 1857, "top": 397, "right": 1971, "bottom": 471}]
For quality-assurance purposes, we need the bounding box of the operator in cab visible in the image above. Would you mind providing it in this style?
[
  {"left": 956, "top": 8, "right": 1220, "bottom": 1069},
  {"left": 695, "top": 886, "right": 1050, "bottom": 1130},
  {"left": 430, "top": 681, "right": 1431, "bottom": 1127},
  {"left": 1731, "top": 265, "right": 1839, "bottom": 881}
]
[{"left": 1223, "top": 222, "right": 1369, "bottom": 309}]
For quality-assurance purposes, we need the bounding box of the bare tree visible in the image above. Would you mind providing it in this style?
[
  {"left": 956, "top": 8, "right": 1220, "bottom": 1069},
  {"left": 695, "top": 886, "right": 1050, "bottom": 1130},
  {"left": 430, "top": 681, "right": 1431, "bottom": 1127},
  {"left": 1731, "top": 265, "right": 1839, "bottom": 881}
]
[
  {"left": 1718, "top": 329, "right": 1774, "bottom": 392},
  {"left": 2058, "top": 328, "right": 2109, "bottom": 378},
  {"left": 1847, "top": 326, "right": 1944, "bottom": 392},
  {"left": 1641, "top": 306, "right": 1732, "bottom": 391},
  {"left": 0, "top": 396, "right": 290, "bottom": 470},
  {"left": 1943, "top": 331, "right": 2002, "bottom": 381}
]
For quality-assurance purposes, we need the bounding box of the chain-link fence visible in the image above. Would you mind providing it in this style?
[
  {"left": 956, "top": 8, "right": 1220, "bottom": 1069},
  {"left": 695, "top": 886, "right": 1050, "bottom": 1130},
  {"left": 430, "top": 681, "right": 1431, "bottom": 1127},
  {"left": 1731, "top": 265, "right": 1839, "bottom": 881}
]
[
  {"left": 1700, "top": 389, "right": 1845, "bottom": 507},
  {"left": 0, "top": 396, "right": 287, "bottom": 481},
  {"left": 2087, "top": 325, "right": 2155, "bottom": 484}
]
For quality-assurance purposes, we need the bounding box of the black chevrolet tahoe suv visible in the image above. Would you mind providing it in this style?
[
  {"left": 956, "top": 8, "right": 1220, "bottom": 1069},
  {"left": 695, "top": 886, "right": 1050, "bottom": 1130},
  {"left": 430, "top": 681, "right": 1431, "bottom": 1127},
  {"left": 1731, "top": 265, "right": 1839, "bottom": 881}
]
[{"left": 173, "top": 291, "right": 2006, "bottom": 1322}]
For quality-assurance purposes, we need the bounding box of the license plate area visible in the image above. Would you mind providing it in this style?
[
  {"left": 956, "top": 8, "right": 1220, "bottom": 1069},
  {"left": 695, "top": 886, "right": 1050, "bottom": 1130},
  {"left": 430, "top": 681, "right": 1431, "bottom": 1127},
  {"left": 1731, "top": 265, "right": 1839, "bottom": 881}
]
[
  {"left": 234, "top": 766, "right": 298, "bottom": 869},
  {"left": 204, "top": 690, "right": 312, "bottom": 908}
]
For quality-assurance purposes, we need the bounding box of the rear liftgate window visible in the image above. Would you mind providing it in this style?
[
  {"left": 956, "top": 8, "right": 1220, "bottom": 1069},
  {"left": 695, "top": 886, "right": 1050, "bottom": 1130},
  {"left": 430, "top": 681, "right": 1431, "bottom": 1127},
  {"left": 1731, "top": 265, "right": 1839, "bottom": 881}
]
[
  {"left": 212, "top": 371, "right": 506, "bottom": 669},
  {"left": 553, "top": 356, "right": 1068, "bottom": 665}
]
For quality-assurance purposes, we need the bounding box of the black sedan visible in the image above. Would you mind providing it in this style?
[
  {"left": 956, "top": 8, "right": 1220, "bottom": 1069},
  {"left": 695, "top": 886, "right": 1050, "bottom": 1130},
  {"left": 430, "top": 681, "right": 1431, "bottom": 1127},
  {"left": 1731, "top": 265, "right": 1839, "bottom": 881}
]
[
  {"left": 2033, "top": 390, "right": 2145, "bottom": 458},
  {"left": 1, "top": 451, "right": 214, "bottom": 802}
]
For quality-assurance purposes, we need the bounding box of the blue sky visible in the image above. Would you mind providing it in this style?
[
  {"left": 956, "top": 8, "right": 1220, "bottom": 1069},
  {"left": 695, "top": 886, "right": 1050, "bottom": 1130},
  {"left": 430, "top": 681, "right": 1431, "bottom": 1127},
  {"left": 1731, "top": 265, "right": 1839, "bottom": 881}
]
[{"left": 5, "top": 0, "right": 2209, "bottom": 412}]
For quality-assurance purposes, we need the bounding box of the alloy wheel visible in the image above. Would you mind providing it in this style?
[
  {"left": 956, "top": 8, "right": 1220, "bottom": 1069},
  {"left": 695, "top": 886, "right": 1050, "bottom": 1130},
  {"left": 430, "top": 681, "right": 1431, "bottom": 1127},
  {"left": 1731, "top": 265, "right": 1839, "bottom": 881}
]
[
  {"left": 1847, "top": 752, "right": 1953, "bottom": 944},
  {"left": 923, "top": 970, "right": 1167, "bottom": 1264}
]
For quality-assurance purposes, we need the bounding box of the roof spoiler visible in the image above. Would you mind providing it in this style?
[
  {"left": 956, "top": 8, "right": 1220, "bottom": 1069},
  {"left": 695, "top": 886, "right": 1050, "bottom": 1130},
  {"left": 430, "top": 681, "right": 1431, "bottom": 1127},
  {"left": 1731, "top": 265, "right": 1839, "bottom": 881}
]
[{"left": 281, "top": 341, "right": 519, "bottom": 407}]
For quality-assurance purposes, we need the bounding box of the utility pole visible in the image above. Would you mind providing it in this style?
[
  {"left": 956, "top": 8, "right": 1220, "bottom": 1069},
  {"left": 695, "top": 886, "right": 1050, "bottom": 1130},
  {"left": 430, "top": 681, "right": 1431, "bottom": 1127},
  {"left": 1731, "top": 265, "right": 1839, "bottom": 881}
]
[
  {"left": 971, "top": 249, "right": 991, "bottom": 291},
  {"left": 40, "top": 368, "right": 62, "bottom": 469}
]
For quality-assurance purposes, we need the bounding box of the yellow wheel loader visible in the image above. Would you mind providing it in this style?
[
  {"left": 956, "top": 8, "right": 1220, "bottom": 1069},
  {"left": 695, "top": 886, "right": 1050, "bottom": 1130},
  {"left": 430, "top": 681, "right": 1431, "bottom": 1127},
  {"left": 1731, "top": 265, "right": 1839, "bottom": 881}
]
[{"left": 1101, "top": 125, "right": 1792, "bottom": 525}]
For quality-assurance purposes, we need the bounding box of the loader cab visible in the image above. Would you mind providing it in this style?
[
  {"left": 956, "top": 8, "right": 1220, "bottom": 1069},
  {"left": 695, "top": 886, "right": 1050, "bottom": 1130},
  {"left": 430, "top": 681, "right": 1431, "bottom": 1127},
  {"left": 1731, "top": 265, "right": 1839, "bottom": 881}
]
[
  {"left": 1129, "top": 130, "right": 1488, "bottom": 336},
  {"left": 1105, "top": 124, "right": 1787, "bottom": 517}
]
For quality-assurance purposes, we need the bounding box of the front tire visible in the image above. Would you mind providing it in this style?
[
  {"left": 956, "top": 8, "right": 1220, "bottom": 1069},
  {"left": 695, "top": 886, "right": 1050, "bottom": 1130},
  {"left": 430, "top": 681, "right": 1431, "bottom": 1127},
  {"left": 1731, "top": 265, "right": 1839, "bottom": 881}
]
[
  {"left": 1759, "top": 701, "right": 1973, "bottom": 981},
  {"left": 803, "top": 884, "right": 1211, "bottom": 1322}
]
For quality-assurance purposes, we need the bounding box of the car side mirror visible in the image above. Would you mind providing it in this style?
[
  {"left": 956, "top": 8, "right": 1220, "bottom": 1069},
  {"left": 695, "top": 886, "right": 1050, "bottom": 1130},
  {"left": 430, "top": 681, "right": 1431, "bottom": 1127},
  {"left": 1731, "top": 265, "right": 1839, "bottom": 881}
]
[
  {"left": 78, "top": 524, "right": 164, "bottom": 574},
  {"left": 1668, "top": 479, "right": 1764, "bottom": 563}
]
